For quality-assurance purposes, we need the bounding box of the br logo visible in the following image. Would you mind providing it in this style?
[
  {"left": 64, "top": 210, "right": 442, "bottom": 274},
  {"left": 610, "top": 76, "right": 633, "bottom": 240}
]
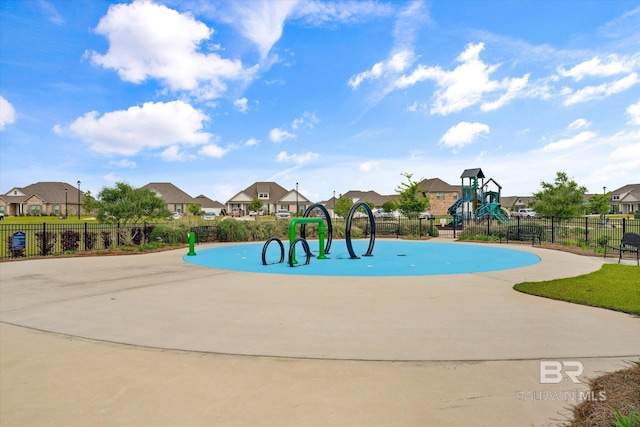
[{"left": 540, "top": 361, "right": 584, "bottom": 384}]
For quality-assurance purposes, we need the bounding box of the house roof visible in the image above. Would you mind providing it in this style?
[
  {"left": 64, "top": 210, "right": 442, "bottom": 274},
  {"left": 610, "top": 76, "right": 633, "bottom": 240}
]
[
  {"left": 417, "top": 178, "right": 460, "bottom": 192},
  {"left": 610, "top": 184, "right": 640, "bottom": 202},
  {"left": 227, "top": 182, "right": 289, "bottom": 204},
  {"left": 342, "top": 190, "right": 394, "bottom": 206},
  {"left": 194, "top": 195, "right": 225, "bottom": 208},
  {"left": 2, "top": 182, "right": 84, "bottom": 204},
  {"left": 501, "top": 196, "right": 535, "bottom": 208},
  {"left": 141, "top": 182, "right": 196, "bottom": 203}
]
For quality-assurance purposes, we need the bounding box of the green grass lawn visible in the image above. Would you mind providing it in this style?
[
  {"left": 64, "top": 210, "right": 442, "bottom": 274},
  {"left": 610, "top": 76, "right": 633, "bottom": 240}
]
[{"left": 514, "top": 264, "right": 640, "bottom": 315}]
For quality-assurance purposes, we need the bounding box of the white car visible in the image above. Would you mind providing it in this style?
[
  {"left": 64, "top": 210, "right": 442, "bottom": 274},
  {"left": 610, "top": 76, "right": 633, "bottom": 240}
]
[
  {"left": 518, "top": 208, "right": 537, "bottom": 218},
  {"left": 418, "top": 211, "right": 431, "bottom": 219},
  {"left": 171, "top": 212, "right": 183, "bottom": 220},
  {"left": 275, "top": 209, "right": 291, "bottom": 220},
  {"left": 202, "top": 213, "right": 216, "bottom": 220}
]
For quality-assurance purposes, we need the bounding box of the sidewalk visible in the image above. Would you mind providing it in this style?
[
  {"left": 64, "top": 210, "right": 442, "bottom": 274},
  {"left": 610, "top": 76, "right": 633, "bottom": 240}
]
[{"left": 1, "top": 242, "right": 638, "bottom": 426}]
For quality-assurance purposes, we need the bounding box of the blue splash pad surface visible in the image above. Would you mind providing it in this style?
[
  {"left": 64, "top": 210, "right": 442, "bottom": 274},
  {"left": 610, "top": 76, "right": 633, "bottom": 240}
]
[{"left": 184, "top": 240, "right": 540, "bottom": 276}]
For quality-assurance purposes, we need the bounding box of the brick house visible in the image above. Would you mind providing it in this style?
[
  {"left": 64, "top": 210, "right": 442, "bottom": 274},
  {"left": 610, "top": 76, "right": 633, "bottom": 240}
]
[
  {"left": 417, "top": 178, "right": 462, "bottom": 216},
  {"left": 0, "top": 182, "right": 85, "bottom": 217},
  {"left": 141, "top": 182, "right": 198, "bottom": 214}
]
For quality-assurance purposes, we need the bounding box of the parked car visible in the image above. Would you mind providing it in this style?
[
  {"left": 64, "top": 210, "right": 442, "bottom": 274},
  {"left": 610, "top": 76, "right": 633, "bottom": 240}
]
[
  {"left": 170, "top": 212, "right": 183, "bottom": 220},
  {"left": 418, "top": 211, "right": 431, "bottom": 219},
  {"left": 202, "top": 213, "right": 216, "bottom": 220},
  {"left": 517, "top": 208, "right": 537, "bottom": 218},
  {"left": 275, "top": 209, "right": 291, "bottom": 220}
]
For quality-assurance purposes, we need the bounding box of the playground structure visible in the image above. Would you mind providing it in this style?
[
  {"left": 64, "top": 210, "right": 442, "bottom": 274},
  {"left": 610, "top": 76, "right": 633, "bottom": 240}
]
[
  {"left": 449, "top": 168, "right": 509, "bottom": 226},
  {"left": 262, "top": 202, "right": 377, "bottom": 267}
]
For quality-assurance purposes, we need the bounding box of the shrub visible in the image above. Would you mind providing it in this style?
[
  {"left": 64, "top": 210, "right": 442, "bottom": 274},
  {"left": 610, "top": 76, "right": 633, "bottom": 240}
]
[
  {"left": 218, "top": 219, "right": 250, "bottom": 242},
  {"left": 60, "top": 229, "right": 80, "bottom": 252},
  {"left": 85, "top": 232, "right": 97, "bottom": 250},
  {"left": 149, "top": 223, "right": 189, "bottom": 244},
  {"left": 101, "top": 231, "right": 112, "bottom": 248},
  {"left": 35, "top": 231, "right": 57, "bottom": 256}
]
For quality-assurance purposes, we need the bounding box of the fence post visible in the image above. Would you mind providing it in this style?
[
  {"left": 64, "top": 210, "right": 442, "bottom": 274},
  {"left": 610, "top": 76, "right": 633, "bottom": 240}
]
[
  {"left": 42, "top": 222, "right": 47, "bottom": 256},
  {"left": 551, "top": 217, "right": 555, "bottom": 243},
  {"left": 84, "top": 222, "right": 88, "bottom": 251},
  {"left": 585, "top": 216, "right": 589, "bottom": 243},
  {"left": 622, "top": 217, "right": 626, "bottom": 234},
  {"left": 516, "top": 216, "right": 521, "bottom": 240},
  {"left": 418, "top": 218, "right": 422, "bottom": 237},
  {"left": 117, "top": 222, "right": 121, "bottom": 246}
]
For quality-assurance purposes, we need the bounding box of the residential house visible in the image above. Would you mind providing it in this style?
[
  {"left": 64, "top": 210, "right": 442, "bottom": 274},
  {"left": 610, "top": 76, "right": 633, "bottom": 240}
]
[
  {"left": 609, "top": 184, "right": 640, "bottom": 214},
  {"left": 0, "top": 182, "right": 85, "bottom": 217},
  {"left": 226, "top": 182, "right": 310, "bottom": 216},
  {"left": 341, "top": 190, "right": 395, "bottom": 208},
  {"left": 194, "top": 195, "right": 226, "bottom": 216},
  {"left": 417, "top": 178, "right": 462, "bottom": 216},
  {"left": 141, "top": 182, "right": 197, "bottom": 214},
  {"left": 500, "top": 196, "right": 535, "bottom": 212}
]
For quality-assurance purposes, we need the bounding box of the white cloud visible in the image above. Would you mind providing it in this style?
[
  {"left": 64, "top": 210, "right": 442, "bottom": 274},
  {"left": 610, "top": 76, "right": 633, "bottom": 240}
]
[
  {"left": 37, "top": 0, "right": 65, "bottom": 25},
  {"left": 276, "top": 151, "right": 319, "bottom": 164},
  {"left": 558, "top": 54, "right": 638, "bottom": 81},
  {"left": 291, "top": 112, "right": 320, "bottom": 130},
  {"left": 395, "top": 43, "right": 532, "bottom": 115},
  {"left": 627, "top": 100, "right": 640, "bottom": 125},
  {"left": 103, "top": 172, "right": 122, "bottom": 183},
  {"left": 291, "top": 0, "right": 394, "bottom": 26},
  {"left": 226, "top": 0, "right": 298, "bottom": 58},
  {"left": 109, "top": 159, "right": 137, "bottom": 168},
  {"left": 61, "top": 100, "right": 211, "bottom": 156},
  {"left": 234, "top": 97, "right": 249, "bottom": 113},
  {"left": 269, "top": 128, "right": 296, "bottom": 143},
  {"left": 480, "top": 74, "right": 530, "bottom": 112},
  {"left": 0, "top": 96, "right": 16, "bottom": 130},
  {"left": 349, "top": 50, "right": 415, "bottom": 89},
  {"left": 359, "top": 161, "right": 380, "bottom": 172},
  {"left": 439, "top": 121, "right": 490, "bottom": 153},
  {"left": 198, "top": 144, "right": 228, "bottom": 158},
  {"left": 88, "top": 1, "right": 253, "bottom": 99},
  {"left": 567, "top": 118, "right": 591, "bottom": 131},
  {"left": 160, "top": 145, "right": 192, "bottom": 162},
  {"left": 245, "top": 137, "right": 260, "bottom": 146},
  {"left": 563, "top": 73, "right": 639, "bottom": 106},
  {"left": 539, "top": 131, "right": 596, "bottom": 152}
]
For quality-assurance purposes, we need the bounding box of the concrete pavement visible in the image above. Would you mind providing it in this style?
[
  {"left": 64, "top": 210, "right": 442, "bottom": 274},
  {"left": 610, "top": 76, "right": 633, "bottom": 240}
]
[{"left": 1, "top": 239, "right": 638, "bottom": 426}]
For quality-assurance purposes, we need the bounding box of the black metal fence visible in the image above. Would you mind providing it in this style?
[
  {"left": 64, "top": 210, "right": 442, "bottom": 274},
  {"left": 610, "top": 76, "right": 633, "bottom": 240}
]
[{"left": 1, "top": 216, "right": 637, "bottom": 259}]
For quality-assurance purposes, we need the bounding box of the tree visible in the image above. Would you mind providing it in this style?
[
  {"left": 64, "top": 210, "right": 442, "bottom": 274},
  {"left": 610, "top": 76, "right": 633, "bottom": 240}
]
[
  {"left": 187, "top": 202, "right": 202, "bottom": 216},
  {"left": 96, "top": 182, "right": 171, "bottom": 245},
  {"left": 248, "top": 197, "right": 264, "bottom": 214},
  {"left": 381, "top": 200, "right": 397, "bottom": 214},
  {"left": 532, "top": 172, "right": 587, "bottom": 219},
  {"left": 587, "top": 193, "right": 610, "bottom": 217},
  {"left": 334, "top": 195, "right": 353, "bottom": 218},
  {"left": 81, "top": 190, "right": 99, "bottom": 215},
  {"left": 395, "top": 173, "right": 429, "bottom": 219}
]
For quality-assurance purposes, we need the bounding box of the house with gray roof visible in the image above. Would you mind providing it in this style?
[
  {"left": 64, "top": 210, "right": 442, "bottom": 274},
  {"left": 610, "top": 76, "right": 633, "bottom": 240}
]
[
  {"left": 610, "top": 184, "right": 640, "bottom": 214},
  {"left": 417, "top": 178, "right": 462, "bottom": 216},
  {"left": 226, "top": 182, "right": 310, "bottom": 216},
  {"left": 0, "top": 182, "right": 85, "bottom": 217},
  {"left": 194, "top": 195, "right": 226, "bottom": 216},
  {"left": 141, "top": 182, "right": 197, "bottom": 214}
]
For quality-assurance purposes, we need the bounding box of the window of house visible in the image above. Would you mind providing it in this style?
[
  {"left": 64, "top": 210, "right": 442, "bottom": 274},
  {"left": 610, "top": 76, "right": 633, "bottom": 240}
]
[
  {"left": 175, "top": 204, "right": 184, "bottom": 213},
  {"left": 258, "top": 193, "right": 268, "bottom": 199},
  {"left": 29, "top": 205, "right": 41, "bottom": 215},
  {"left": 53, "top": 205, "right": 61, "bottom": 214},
  {"left": 436, "top": 192, "right": 445, "bottom": 200},
  {"left": 452, "top": 192, "right": 458, "bottom": 200},
  {"left": 280, "top": 205, "right": 289, "bottom": 210},
  {"left": 612, "top": 195, "right": 619, "bottom": 200},
  {"left": 0, "top": 206, "right": 5, "bottom": 214},
  {"left": 13, "top": 190, "right": 17, "bottom": 195}
]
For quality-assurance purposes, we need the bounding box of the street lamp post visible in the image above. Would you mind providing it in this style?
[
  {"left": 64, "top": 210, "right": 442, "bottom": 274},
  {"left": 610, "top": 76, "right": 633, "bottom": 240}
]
[
  {"left": 65, "top": 188, "right": 68, "bottom": 219},
  {"left": 77, "top": 180, "right": 81, "bottom": 220},
  {"left": 333, "top": 190, "right": 336, "bottom": 219},
  {"left": 603, "top": 186, "right": 606, "bottom": 195},
  {"left": 296, "top": 182, "right": 299, "bottom": 217}
]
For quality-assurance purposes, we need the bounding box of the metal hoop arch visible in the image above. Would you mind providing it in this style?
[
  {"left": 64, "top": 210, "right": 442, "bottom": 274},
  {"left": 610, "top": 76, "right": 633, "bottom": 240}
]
[
  {"left": 288, "top": 238, "right": 312, "bottom": 267},
  {"left": 261, "top": 237, "right": 285, "bottom": 265},
  {"left": 301, "top": 204, "right": 333, "bottom": 254},
  {"left": 345, "top": 202, "right": 376, "bottom": 259}
]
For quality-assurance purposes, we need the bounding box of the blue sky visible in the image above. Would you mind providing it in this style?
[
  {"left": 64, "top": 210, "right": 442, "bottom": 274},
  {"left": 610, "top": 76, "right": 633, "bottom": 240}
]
[{"left": 1, "top": 0, "right": 639, "bottom": 203}]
